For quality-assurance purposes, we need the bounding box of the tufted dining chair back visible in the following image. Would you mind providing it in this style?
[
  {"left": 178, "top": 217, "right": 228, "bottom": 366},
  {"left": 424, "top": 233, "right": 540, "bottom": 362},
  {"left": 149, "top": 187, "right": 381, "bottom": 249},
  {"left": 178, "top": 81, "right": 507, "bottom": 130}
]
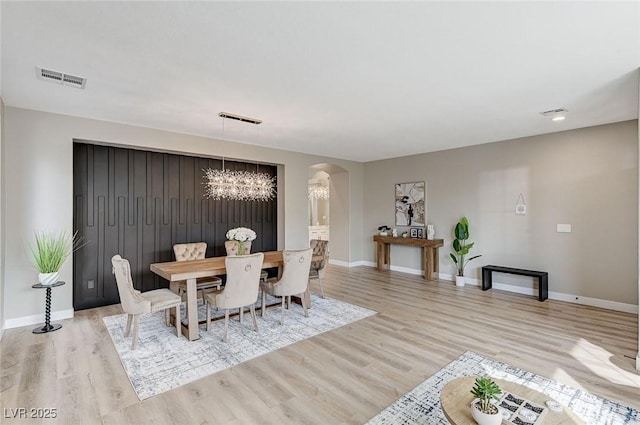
[
  {"left": 172, "top": 242, "right": 222, "bottom": 301},
  {"left": 173, "top": 242, "right": 207, "bottom": 261}
]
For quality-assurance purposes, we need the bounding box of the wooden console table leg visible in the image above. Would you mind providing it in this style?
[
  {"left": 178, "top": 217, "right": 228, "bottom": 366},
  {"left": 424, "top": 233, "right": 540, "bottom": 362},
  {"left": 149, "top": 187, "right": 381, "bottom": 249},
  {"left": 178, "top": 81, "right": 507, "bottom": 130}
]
[
  {"left": 376, "top": 242, "right": 390, "bottom": 271},
  {"left": 423, "top": 247, "right": 436, "bottom": 280}
]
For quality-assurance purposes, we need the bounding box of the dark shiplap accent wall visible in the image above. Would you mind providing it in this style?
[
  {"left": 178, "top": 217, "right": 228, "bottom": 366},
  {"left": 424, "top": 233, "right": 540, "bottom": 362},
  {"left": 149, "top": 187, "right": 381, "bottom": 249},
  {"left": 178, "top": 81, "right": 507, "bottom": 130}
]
[{"left": 73, "top": 142, "right": 278, "bottom": 310}]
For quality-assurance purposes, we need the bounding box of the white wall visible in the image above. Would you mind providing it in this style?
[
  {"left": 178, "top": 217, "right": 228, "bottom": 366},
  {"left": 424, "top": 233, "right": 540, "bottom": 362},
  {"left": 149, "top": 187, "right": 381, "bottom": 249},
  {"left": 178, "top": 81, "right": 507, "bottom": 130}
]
[
  {"left": 0, "top": 98, "right": 5, "bottom": 338},
  {"left": 364, "top": 121, "right": 639, "bottom": 310},
  {"left": 3, "top": 107, "right": 363, "bottom": 325}
]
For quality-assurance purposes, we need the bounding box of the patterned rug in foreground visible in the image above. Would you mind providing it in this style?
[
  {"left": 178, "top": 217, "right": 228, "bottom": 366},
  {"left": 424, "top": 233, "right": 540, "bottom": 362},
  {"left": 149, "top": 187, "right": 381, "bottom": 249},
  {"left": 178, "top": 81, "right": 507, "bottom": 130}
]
[
  {"left": 103, "top": 294, "right": 375, "bottom": 400},
  {"left": 366, "top": 351, "right": 639, "bottom": 425}
]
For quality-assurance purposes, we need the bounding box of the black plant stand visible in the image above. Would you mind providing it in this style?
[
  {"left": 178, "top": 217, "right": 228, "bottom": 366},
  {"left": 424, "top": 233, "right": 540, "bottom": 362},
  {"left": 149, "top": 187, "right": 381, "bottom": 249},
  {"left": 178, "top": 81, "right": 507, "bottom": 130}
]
[{"left": 31, "top": 281, "right": 65, "bottom": 334}]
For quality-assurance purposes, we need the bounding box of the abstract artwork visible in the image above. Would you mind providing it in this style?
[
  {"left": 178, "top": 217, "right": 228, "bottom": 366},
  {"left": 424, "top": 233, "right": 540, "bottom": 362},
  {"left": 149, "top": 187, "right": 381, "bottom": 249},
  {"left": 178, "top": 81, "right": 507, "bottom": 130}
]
[{"left": 395, "top": 182, "right": 425, "bottom": 226}]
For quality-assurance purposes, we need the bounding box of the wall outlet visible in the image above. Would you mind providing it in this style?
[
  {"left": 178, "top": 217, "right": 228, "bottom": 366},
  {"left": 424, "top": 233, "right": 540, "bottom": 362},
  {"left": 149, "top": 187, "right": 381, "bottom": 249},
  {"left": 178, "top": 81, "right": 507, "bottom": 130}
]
[
  {"left": 87, "top": 279, "right": 95, "bottom": 289},
  {"left": 556, "top": 224, "right": 572, "bottom": 233}
]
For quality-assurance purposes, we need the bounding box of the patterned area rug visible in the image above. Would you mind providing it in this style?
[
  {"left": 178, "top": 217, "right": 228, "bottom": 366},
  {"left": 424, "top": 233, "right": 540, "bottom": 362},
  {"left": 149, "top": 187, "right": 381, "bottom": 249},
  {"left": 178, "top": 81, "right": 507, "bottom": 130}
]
[
  {"left": 103, "top": 294, "right": 375, "bottom": 400},
  {"left": 366, "top": 351, "right": 639, "bottom": 425}
]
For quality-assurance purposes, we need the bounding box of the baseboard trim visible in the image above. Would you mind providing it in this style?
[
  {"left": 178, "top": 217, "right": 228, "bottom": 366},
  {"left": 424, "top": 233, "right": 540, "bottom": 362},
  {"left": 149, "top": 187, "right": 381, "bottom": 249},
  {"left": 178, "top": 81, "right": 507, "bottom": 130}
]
[
  {"left": 329, "top": 259, "right": 370, "bottom": 268},
  {"left": 636, "top": 353, "right": 640, "bottom": 371},
  {"left": 3, "top": 309, "right": 74, "bottom": 330}
]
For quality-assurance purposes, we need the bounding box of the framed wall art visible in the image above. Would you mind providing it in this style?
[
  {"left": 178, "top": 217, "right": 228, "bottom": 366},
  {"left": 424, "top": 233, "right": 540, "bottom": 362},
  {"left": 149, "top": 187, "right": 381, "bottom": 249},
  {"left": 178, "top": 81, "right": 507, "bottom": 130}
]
[{"left": 395, "top": 182, "right": 425, "bottom": 226}]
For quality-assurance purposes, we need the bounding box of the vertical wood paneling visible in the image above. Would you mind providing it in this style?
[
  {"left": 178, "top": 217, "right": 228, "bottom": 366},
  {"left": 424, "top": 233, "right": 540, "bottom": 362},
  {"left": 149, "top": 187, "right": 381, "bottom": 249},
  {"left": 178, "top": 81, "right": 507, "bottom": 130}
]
[{"left": 73, "top": 143, "right": 278, "bottom": 310}]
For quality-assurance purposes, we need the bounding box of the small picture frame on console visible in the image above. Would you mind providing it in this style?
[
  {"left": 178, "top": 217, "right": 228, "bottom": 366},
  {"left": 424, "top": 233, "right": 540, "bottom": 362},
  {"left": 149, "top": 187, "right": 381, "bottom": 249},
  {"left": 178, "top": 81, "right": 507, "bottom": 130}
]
[
  {"left": 410, "top": 228, "right": 418, "bottom": 238},
  {"left": 417, "top": 228, "right": 424, "bottom": 238}
]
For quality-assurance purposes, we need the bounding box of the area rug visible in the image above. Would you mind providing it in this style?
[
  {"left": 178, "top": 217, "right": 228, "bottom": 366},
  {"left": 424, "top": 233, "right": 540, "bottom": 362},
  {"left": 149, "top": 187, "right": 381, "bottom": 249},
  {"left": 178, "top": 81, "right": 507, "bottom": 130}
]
[
  {"left": 103, "top": 294, "right": 375, "bottom": 400},
  {"left": 366, "top": 351, "right": 639, "bottom": 425}
]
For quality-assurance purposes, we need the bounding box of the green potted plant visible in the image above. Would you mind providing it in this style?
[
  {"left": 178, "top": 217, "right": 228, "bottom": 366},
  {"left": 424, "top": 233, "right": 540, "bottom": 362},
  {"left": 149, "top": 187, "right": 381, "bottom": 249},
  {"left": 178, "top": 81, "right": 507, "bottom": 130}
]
[
  {"left": 449, "top": 216, "right": 481, "bottom": 287},
  {"left": 29, "top": 230, "right": 86, "bottom": 286},
  {"left": 470, "top": 376, "right": 502, "bottom": 425}
]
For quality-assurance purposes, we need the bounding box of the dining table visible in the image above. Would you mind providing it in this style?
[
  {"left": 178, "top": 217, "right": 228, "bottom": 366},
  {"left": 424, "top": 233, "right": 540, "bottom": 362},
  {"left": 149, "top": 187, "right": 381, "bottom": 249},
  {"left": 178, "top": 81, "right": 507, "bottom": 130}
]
[{"left": 150, "top": 250, "right": 319, "bottom": 341}]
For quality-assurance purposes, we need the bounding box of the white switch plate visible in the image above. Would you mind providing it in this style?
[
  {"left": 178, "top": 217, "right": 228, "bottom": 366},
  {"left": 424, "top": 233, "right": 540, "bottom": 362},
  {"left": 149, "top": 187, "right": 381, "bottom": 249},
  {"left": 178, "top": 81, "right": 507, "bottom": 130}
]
[{"left": 557, "top": 224, "right": 571, "bottom": 233}]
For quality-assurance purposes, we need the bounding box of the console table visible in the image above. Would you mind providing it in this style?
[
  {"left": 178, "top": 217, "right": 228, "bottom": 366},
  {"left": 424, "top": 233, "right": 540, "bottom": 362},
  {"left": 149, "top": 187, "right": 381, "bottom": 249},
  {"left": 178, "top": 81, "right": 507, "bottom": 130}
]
[
  {"left": 31, "top": 281, "right": 65, "bottom": 334},
  {"left": 373, "top": 235, "right": 444, "bottom": 280}
]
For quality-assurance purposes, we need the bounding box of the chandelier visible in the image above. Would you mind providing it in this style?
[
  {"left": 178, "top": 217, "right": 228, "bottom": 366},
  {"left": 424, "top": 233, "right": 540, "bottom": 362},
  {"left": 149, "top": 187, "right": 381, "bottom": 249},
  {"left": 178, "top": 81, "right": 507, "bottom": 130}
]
[
  {"left": 204, "top": 162, "right": 276, "bottom": 202},
  {"left": 308, "top": 185, "right": 329, "bottom": 200}
]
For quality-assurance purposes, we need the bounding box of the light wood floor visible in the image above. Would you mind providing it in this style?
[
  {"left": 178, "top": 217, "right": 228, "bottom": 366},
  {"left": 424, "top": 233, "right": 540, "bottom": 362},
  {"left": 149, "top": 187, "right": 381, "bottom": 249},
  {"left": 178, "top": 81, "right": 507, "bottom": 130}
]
[{"left": 2, "top": 266, "right": 639, "bottom": 424}]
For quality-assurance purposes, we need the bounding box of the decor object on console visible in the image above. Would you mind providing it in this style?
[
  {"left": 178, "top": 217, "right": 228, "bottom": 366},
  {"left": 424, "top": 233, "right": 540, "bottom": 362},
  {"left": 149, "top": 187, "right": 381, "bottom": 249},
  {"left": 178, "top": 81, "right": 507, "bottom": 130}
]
[
  {"left": 29, "top": 230, "right": 86, "bottom": 286},
  {"left": 226, "top": 227, "right": 257, "bottom": 256},
  {"left": 378, "top": 225, "right": 391, "bottom": 236},
  {"left": 203, "top": 159, "right": 275, "bottom": 201},
  {"left": 449, "top": 216, "right": 481, "bottom": 287}
]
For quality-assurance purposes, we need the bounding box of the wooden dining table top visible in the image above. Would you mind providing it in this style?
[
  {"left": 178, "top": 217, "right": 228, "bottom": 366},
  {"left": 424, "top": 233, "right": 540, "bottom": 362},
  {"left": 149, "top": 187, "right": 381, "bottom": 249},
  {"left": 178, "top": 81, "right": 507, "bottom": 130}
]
[{"left": 150, "top": 250, "right": 314, "bottom": 282}]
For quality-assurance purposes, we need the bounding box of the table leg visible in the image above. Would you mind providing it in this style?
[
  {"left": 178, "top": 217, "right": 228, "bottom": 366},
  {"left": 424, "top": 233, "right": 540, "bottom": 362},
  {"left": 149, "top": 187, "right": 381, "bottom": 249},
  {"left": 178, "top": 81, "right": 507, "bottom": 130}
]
[
  {"left": 185, "top": 278, "right": 199, "bottom": 341},
  {"left": 376, "top": 242, "right": 390, "bottom": 271},
  {"left": 423, "top": 247, "right": 432, "bottom": 280},
  {"left": 32, "top": 287, "right": 62, "bottom": 334}
]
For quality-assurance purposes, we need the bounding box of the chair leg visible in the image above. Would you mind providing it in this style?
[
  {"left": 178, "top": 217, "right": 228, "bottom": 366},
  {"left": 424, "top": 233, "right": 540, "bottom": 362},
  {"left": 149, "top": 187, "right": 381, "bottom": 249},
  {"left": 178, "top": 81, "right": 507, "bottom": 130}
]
[
  {"left": 318, "top": 277, "right": 325, "bottom": 298},
  {"left": 250, "top": 305, "right": 259, "bottom": 332},
  {"left": 286, "top": 295, "right": 291, "bottom": 309},
  {"left": 223, "top": 310, "right": 229, "bottom": 342},
  {"left": 261, "top": 290, "right": 266, "bottom": 317},
  {"left": 165, "top": 309, "right": 170, "bottom": 326},
  {"left": 206, "top": 300, "right": 211, "bottom": 332},
  {"left": 125, "top": 314, "right": 132, "bottom": 337},
  {"left": 239, "top": 306, "right": 244, "bottom": 323},
  {"left": 131, "top": 315, "right": 139, "bottom": 350},
  {"left": 175, "top": 304, "right": 181, "bottom": 337},
  {"left": 280, "top": 297, "right": 285, "bottom": 325},
  {"left": 301, "top": 293, "right": 309, "bottom": 318}
]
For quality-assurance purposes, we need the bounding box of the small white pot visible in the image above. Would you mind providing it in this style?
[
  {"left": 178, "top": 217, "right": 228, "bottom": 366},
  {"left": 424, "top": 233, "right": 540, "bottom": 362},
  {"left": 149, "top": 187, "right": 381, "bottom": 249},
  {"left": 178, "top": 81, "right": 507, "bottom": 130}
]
[
  {"left": 38, "top": 272, "right": 60, "bottom": 286},
  {"left": 470, "top": 402, "right": 502, "bottom": 425},
  {"left": 455, "top": 275, "right": 465, "bottom": 287}
]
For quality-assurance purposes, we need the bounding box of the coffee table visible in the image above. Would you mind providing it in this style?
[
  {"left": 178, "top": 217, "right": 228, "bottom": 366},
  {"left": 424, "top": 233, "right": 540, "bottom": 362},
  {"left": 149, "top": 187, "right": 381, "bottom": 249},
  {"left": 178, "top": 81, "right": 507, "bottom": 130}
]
[{"left": 440, "top": 376, "right": 584, "bottom": 424}]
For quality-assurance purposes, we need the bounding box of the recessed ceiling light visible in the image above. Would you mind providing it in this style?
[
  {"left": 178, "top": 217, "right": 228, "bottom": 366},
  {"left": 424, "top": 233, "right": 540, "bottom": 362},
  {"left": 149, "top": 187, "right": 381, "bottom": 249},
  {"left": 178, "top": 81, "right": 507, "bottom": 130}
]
[{"left": 551, "top": 116, "right": 566, "bottom": 122}]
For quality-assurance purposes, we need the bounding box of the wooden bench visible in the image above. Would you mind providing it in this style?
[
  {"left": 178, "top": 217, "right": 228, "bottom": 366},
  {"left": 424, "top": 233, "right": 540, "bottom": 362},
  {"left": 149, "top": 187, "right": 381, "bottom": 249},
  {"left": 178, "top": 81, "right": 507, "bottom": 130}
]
[{"left": 481, "top": 265, "right": 548, "bottom": 302}]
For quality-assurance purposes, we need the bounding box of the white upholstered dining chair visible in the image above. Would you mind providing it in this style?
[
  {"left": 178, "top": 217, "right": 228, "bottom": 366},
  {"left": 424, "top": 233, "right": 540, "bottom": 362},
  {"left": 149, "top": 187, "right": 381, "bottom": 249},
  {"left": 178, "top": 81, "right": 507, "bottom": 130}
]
[
  {"left": 225, "top": 240, "right": 269, "bottom": 282},
  {"left": 173, "top": 242, "right": 222, "bottom": 303},
  {"left": 260, "top": 248, "right": 312, "bottom": 325},
  {"left": 204, "top": 253, "right": 264, "bottom": 342},
  {"left": 111, "top": 254, "right": 182, "bottom": 350}
]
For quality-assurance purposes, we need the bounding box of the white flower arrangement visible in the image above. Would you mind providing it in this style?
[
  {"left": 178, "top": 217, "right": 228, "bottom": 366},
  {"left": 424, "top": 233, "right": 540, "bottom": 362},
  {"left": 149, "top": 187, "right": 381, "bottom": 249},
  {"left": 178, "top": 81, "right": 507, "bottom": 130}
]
[{"left": 226, "top": 227, "right": 257, "bottom": 242}]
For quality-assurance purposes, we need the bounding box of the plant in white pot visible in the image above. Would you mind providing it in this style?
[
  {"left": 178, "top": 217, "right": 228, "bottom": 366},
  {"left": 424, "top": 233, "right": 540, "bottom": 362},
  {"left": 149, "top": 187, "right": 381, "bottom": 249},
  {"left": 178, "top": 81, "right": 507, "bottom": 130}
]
[
  {"left": 29, "top": 230, "right": 86, "bottom": 286},
  {"left": 470, "top": 376, "right": 503, "bottom": 425},
  {"left": 449, "top": 216, "right": 481, "bottom": 287}
]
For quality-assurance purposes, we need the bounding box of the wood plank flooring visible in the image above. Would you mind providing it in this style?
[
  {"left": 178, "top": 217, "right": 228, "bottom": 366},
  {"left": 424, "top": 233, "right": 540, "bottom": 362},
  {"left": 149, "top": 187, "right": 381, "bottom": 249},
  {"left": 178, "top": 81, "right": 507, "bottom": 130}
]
[{"left": 2, "top": 265, "right": 639, "bottom": 424}]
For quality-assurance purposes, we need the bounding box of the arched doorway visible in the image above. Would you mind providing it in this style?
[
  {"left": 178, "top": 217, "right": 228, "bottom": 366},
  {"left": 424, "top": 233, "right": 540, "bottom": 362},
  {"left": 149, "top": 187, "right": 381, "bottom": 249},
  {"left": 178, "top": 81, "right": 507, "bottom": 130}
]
[{"left": 308, "top": 163, "right": 350, "bottom": 264}]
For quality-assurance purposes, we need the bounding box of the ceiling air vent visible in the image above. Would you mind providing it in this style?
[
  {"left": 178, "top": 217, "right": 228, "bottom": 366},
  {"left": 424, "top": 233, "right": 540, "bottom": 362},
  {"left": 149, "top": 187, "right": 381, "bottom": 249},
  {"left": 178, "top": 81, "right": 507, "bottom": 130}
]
[
  {"left": 539, "top": 108, "right": 567, "bottom": 117},
  {"left": 36, "top": 67, "right": 87, "bottom": 89}
]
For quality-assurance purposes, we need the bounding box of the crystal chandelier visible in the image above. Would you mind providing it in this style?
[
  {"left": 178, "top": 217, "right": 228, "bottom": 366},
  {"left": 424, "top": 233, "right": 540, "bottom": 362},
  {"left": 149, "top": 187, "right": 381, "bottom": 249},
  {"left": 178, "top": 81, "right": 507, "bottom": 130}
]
[
  {"left": 204, "top": 162, "right": 276, "bottom": 202},
  {"left": 308, "top": 185, "right": 329, "bottom": 200}
]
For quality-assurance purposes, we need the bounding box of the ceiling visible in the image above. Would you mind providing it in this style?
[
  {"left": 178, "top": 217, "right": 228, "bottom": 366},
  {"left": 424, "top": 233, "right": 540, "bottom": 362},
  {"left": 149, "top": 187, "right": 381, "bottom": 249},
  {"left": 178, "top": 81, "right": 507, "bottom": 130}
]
[{"left": 2, "top": 2, "right": 639, "bottom": 162}]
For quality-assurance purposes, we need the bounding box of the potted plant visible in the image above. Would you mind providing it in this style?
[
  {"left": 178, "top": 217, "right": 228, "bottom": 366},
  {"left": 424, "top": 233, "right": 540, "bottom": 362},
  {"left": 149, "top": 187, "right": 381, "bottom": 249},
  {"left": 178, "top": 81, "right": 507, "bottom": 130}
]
[
  {"left": 449, "top": 216, "right": 481, "bottom": 287},
  {"left": 470, "top": 376, "right": 503, "bottom": 425},
  {"left": 29, "top": 230, "right": 86, "bottom": 286}
]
